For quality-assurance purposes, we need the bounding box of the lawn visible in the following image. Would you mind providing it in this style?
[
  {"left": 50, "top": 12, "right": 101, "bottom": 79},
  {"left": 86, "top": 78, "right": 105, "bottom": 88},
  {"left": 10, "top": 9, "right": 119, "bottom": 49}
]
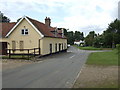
[
  {"left": 86, "top": 50, "right": 119, "bottom": 66},
  {"left": 73, "top": 45, "right": 112, "bottom": 50},
  {"left": 0, "top": 55, "right": 33, "bottom": 60},
  {"left": 78, "top": 46, "right": 102, "bottom": 50}
]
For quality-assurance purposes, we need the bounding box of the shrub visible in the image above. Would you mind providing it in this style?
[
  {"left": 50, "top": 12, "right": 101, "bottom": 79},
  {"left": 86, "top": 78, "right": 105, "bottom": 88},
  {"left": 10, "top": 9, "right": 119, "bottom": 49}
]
[{"left": 116, "top": 44, "right": 120, "bottom": 54}]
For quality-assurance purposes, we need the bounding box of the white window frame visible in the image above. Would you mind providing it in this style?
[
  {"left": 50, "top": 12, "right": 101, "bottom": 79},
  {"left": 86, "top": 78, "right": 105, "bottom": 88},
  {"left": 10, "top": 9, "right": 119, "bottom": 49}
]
[{"left": 21, "top": 29, "right": 29, "bottom": 35}]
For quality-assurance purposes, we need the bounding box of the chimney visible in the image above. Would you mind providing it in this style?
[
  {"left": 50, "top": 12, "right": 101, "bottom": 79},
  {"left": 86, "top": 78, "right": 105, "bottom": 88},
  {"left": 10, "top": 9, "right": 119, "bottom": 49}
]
[
  {"left": 45, "top": 17, "right": 51, "bottom": 27},
  {"left": 55, "top": 28, "right": 58, "bottom": 37},
  {"left": 62, "top": 28, "right": 64, "bottom": 38}
]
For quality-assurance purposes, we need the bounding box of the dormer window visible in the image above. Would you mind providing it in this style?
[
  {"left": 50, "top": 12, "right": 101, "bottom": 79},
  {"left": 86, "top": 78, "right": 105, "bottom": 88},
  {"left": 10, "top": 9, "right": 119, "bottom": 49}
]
[{"left": 21, "top": 29, "right": 28, "bottom": 35}]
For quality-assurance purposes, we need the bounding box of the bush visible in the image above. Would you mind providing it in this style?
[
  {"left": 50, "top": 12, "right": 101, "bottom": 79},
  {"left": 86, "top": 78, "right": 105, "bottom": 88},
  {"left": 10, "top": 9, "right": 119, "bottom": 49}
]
[{"left": 116, "top": 44, "right": 120, "bottom": 54}]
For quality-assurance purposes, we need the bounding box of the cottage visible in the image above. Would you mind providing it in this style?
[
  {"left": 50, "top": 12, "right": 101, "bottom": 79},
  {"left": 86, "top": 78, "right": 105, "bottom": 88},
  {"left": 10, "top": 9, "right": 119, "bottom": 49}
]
[{"left": 0, "top": 16, "right": 67, "bottom": 56}]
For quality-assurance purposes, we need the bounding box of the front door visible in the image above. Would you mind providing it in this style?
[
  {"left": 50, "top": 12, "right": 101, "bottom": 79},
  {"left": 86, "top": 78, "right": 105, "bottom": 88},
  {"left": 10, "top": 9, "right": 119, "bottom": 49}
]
[
  {"left": 59, "top": 44, "right": 61, "bottom": 51},
  {"left": 50, "top": 44, "right": 52, "bottom": 54},
  {"left": 0, "top": 42, "right": 7, "bottom": 55}
]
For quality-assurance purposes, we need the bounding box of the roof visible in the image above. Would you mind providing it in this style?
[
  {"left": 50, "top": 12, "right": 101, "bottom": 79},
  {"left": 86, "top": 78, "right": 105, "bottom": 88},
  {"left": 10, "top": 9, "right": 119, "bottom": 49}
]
[
  {"left": 0, "top": 22, "right": 16, "bottom": 37},
  {"left": 1, "top": 16, "right": 66, "bottom": 39},
  {"left": 27, "top": 17, "right": 66, "bottom": 38}
]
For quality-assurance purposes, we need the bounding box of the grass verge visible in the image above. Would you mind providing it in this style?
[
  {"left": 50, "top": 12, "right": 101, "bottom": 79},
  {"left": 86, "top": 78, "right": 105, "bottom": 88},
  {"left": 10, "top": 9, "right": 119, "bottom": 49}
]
[
  {"left": 0, "top": 55, "right": 33, "bottom": 60},
  {"left": 73, "top": 46, "right": 119, "bottom": 88},
  {"left": 86, "top": 49, "right": 118, "bottom": 66},
  {"left": 73, "top": 45, "right": 112, "bottom": 50}
]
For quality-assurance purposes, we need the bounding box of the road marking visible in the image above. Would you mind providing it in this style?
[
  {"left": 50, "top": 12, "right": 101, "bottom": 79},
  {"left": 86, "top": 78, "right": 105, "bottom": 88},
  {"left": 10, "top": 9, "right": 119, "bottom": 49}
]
[
  {"left": 71, "top": 65, "right": 85, "bottom": 88},
  {"left": 37, "top": 61, "right": 43, "bottom": 63},
  {"left": 67, "top": 51, "right": 72, "bottom": 52},
  {"left": 69, "top": 55, "right": 75, "bottom": 59}
]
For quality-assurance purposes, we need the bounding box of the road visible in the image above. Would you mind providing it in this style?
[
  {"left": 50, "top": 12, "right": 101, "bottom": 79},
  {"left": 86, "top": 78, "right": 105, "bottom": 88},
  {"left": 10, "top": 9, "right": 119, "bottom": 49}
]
[{"left": 3, "top": 46, "right": 92, "bottom": 88}]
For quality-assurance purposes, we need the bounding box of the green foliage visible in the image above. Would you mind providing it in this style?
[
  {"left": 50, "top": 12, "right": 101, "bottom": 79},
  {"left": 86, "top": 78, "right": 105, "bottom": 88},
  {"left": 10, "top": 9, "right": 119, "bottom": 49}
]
[
  {"left": 66, "top": 31, "right": 74, "bottom": 45},
  {"left": 74, "top": 45, "right": 102, "bottom": 50},
  {"left": 17, "top": 18, "right": 21, "bottom": 22},
  {"left": 66, "top": 31, "right": 84, "bottom": 45},
  {"left": 116, "top": 44, "right": 120, "bottom": 54},
  {"left": 0, "top": 11, "right": 10, "bottom": 22},
  {"left": 103, "top": 19, "right": 120, "bottom": 48},
  {"left": 85, "top": 31, "right": 97, "bottom": 46},
  {"left": 85, "top": 19, "right": 120, "bottom": 48},
  {"left": 1, "top": 55, "right": 34, "bottom": 60}
]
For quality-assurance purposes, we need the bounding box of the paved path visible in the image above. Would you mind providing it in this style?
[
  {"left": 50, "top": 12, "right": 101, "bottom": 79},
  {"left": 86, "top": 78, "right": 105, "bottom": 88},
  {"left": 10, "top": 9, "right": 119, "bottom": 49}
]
[{"left": 3, "top": 46, "right": 97, "bottom": 88}]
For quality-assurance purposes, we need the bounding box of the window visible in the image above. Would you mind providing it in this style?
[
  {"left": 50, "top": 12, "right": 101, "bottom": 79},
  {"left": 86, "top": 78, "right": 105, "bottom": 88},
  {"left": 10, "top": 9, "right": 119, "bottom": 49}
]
[
  {"left": 12, "top": 41, "right": 16, "bottom": 50},
  {"left": 64, "top": 43, "right": 66, "bottom": 49},
  {"left": 21, "top": 29, "right": 28, "bottom": 35},
  {"left": 20, "top": 41, "right": 24, "bottom": 50}
]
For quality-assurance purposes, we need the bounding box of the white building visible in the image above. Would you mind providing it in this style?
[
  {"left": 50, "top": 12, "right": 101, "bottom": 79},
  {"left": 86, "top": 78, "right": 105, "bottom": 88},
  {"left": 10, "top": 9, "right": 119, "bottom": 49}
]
[{"left": 74, "top": 40, "right": 85, "bottom": 46}]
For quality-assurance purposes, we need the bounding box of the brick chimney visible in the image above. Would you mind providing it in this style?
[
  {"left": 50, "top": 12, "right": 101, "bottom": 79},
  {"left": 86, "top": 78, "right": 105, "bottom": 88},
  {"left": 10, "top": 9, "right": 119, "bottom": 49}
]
[
  {"left": 62, "top": 28, "right": 64, "bottom": 38},
  {"left": 45, "top": 17, "right": 51, "bottom": 27}
]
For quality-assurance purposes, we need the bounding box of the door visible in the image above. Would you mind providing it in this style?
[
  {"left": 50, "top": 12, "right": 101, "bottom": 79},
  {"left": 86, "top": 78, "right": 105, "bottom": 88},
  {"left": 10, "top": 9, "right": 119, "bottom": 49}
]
[
  {"left": 50, "top": 44, "right": 52, "bottom": 54},
  {"left": 62, "top": 43, "right": 63, "bottom": 50},
  {"left": 38, "top": 39, "right": 41, "bottom": 55},
  {"left": 0, "top": 42, "right": 7, "bottom": 55},
  {"left": 59, "top": 43, "right": 61, "bottom": 51},
  {"left": 55, "top": 43, "right": 57, "bottom": 52}
]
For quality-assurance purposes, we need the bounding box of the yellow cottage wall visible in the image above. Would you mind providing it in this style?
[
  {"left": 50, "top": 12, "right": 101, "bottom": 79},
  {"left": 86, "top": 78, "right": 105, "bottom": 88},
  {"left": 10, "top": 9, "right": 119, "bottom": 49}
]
[
  {"left": 0, "top": 38, "right": 7, "bottom": 42},
  {"left": 6, "top": 19, "right": 42, "bottom": 54},
  {"left": 41, "top": 37, "right": 67, "bottom": 55}
]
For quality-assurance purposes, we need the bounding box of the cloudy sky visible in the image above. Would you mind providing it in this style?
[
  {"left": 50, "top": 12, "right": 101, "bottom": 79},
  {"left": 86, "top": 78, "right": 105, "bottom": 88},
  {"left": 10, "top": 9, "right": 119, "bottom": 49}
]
[{"left": 0, "top": 0, "right": 119, "bottom": 35}]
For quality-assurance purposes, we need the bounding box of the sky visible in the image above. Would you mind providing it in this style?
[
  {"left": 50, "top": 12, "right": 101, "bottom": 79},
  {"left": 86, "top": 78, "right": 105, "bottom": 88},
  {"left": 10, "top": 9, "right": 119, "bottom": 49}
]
[{"left": 0, "top": 0, "right": 119, "bottom": 36}]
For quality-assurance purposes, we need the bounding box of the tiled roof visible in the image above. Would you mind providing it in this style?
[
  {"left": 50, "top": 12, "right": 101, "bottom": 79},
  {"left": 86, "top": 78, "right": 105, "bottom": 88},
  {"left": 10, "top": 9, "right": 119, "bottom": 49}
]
[
  {"left": 0, "top": 22, "right": 16, "bottom": 37},
  {"left": 27, "top": 17, "right": 66, "bottom": 38},
  {"left": 1, "top": 16, "right": 66, "bottom": 39}
]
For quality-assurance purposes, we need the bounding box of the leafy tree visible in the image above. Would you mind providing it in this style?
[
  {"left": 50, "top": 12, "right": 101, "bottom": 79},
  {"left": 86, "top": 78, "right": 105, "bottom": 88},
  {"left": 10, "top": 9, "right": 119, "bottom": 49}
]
[
  {"left": 65, "top": 30, "right": 84, "bottom": 45},
  {"left": 86, "top": 19, "right": 120, "bottom": 48},
  {"left": 74, "top": 31, "right": 84, "bottom": 41},
  {"left": 85, "top": 31, "right": 97, "bottom": 46},
  {"left": 17, "top": 18, "right": 21, "bottom": 22},
  {"left": 93, "top": 35, "right": 104, "bottom": 48},
  {"left": 0, "top": 11, "right": 10, "bottom": 22},
  {"left": 104, "top": 19, "right": 120, "bottom": 48},
  {"left": 67, "top": 31, "right": 75, "bottom": 45}
]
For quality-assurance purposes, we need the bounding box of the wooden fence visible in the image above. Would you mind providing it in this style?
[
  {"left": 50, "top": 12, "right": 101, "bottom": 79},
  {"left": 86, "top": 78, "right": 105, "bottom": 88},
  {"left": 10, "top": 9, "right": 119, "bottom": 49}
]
[{"left": 6, "top": 48, "right": 40, "bottom": 59}]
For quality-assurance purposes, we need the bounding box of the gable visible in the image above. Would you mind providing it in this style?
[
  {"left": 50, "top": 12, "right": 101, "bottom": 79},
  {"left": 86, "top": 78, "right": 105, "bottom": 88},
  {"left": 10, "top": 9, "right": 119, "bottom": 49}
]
[
  {"left": 5, "top": 16, "right": 44, "bottom": 38},
  {"left": 7, "top": 18, "right": 43, "bottom": 39}
]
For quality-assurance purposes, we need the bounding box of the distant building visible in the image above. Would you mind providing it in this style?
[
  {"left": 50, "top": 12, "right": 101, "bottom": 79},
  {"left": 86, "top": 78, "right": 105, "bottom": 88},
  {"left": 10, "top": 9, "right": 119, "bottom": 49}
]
[
  {"left": 74, "top": 40, "right": 85, "bottom": 46},
  {"left": 118, "top": 1, "right": 120, "bottom": 19}
]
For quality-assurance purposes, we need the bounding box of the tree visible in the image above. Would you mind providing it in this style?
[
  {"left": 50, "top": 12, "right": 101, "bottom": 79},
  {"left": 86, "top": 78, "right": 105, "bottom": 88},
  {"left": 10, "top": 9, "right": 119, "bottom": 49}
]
[
  {"left": 0, "top": 11, "right": 10, "bottom": 22},
  {"left": 85, "top": 31, "right": 97, "bottom": 46},
  {"left": 104, "top": 19, "right": 120, "bottom": 48},
  {"left": 17, "top": 18, "right": 21, "bottom": 22},
  {"left": 65, "top": 30, "right": 84, "bottom": 45},
  {"left": 93, "top": 35, "right": 104, "bottom": 48},
  {"left": 92, "top": 19, "right": 120, "bottom": 48},
  {"left": 67, "top": 31, "right": 75, "bottom": 45}
]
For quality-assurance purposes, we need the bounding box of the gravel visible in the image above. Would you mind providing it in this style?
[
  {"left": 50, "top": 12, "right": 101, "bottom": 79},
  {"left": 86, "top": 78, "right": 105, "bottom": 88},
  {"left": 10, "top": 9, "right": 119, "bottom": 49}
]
[
  {"left": 1, "top": 59, "right": 35, "bottom": 70},
  {"left": 73, "top": 65, "right": 118, "bottom": 88}
]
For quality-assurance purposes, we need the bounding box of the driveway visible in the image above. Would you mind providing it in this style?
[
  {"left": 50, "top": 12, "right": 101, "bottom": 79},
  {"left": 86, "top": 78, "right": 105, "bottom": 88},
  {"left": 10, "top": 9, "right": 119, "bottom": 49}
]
[{"left": 3, "top": 46, "right": 92, "bottom": 88}]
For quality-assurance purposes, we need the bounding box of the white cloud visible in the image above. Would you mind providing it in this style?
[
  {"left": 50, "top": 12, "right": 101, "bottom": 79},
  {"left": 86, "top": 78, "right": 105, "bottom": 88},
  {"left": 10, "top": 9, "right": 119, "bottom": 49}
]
[{"left": 0, "top": 0, "right": 119, "bottom": 35}]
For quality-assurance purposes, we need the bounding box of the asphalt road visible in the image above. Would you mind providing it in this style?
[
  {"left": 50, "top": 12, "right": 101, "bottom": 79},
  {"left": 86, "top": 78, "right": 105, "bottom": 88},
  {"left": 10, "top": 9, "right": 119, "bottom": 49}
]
[{"left": 3, "top": 46, "right": 92, "bottom": 88}]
